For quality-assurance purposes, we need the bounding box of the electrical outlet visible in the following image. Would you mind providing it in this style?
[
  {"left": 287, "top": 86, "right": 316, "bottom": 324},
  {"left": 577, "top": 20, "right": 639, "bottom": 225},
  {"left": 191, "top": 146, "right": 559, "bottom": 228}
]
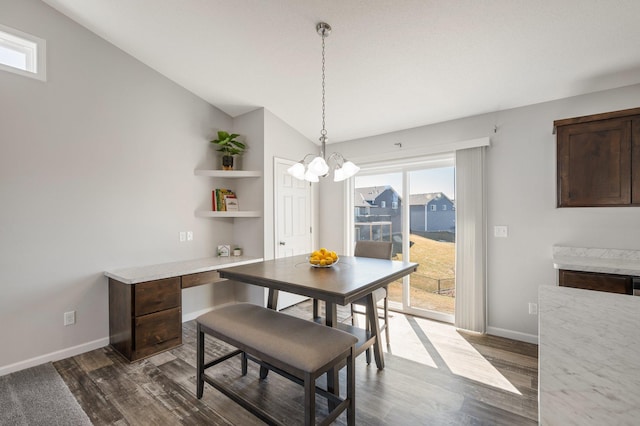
[
  {"left": 179, "top": 231, "right": 186, "bottom": 242},
  {"left": 64, "top": 311, "right": 75, "bottom": 326},
  {"left": 494, "top": 225, "right": 509, "bottom": 238},
  {"left": 528, "top": 302, "right": 537, "bottom": 315},
  {"left": 187, "top": 231, "right": 193, "bottom": 241}
]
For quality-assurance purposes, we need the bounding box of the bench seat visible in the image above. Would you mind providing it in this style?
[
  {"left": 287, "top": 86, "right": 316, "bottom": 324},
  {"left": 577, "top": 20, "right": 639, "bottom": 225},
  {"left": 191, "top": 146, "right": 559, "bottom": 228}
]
[{"left": 196, "top": 303, "right": 357, "bottom": 426}]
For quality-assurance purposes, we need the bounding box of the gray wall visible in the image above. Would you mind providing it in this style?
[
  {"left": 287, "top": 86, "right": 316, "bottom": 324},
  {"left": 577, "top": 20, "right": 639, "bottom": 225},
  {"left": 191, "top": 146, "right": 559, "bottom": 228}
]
[
  {"left": 0, "top": 0, "right": 233, "bottom": 370},
  {"left": 235, "top": 108, "right": 319, "bottom": 306},
  {"left": 320, "top": 84, "right": 640, "bottom": 343}
]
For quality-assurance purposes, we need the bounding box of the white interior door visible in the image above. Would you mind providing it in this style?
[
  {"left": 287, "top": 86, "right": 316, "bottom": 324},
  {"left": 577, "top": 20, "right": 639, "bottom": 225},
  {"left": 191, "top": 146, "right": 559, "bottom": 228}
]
[{"left": 274, "top": 158, "right": 313, "bottom": 310}]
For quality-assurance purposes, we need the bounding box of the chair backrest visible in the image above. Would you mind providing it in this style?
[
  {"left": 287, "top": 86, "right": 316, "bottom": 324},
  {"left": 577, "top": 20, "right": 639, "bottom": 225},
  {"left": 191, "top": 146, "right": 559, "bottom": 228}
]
[{"left": 354, "top": 240, "right": 393, "bottom": 260}]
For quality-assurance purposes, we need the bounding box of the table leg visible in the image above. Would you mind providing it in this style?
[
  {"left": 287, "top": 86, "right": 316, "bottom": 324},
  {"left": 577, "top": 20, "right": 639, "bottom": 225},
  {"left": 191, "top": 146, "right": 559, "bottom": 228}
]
[
  {"left": 260, "top": 289, "right": 280, "bottom": 379},
  {"left": 325, "top": 302, "right": 339, "bottom": 409},
  {"left": 366, "top": 294, "right": 385, "bottom": 370},
  {"left": 266, "top": 288, "right": 279, "bottom": 310},
  {"left": 325, "top": 302, "right": 337, "bottom": 327}
]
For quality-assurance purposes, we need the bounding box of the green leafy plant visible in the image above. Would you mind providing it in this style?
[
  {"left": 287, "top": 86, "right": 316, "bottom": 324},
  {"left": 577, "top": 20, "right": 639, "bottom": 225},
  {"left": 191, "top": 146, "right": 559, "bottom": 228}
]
[{"left": 210, "top": 131, "right": 246, "bottom": 156}]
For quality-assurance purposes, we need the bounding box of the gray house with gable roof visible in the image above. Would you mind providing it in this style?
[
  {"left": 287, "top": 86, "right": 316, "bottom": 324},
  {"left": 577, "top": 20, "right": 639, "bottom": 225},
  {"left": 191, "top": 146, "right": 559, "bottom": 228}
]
[{"left": 410, "top": 192, "right": 455, "bottom": 232}]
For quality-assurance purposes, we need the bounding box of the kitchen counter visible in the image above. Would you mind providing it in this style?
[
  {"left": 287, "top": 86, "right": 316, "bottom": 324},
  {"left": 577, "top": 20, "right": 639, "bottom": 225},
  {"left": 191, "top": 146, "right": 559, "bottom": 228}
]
[
  {"left": 539, "top": 285, "right": 640, "bottom": 425},
  {"left": 552, "top": 245, "right": 640, "bottom": 275},
  {"left": 104, "top": 256, "right": 263, "bottom": 284}
]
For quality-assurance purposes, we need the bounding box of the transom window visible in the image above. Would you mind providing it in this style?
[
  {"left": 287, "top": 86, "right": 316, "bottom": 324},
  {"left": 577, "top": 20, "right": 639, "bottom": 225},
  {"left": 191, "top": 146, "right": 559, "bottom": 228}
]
[{"left": 0, "top": 24, "right": 46, "bottom": 81}]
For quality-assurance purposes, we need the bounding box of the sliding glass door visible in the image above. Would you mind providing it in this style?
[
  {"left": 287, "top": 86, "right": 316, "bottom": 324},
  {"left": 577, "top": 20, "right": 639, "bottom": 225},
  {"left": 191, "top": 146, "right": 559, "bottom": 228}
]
[{"left": 353, "top": 158, "right": 455, "bottom": 322}]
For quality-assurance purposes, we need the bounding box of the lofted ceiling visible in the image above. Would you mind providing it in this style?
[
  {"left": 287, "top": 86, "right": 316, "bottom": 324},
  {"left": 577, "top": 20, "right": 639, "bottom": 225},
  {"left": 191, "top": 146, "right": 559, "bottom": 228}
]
[{"left": 42, "top": 0, "right": 640, "bottom": 143}]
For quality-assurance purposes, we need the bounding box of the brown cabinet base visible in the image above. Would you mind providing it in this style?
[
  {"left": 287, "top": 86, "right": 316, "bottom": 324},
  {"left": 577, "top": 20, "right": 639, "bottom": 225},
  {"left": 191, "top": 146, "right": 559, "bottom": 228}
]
[
  {"left": 558, "top": 269, "right": 633, "bottom": 295},
  {"left": 109, "top": 278, "right": 182, "bottom": 362}
]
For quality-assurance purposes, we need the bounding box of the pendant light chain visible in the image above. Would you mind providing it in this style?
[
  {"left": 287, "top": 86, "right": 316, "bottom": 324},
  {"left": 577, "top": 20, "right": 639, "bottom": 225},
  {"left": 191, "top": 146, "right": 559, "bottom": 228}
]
[
  {"left": 286, "top": 22, "right": 359, "bottom": 183},
  {"left": 320, "top": 30, "right": 327, "bottom": 140}
]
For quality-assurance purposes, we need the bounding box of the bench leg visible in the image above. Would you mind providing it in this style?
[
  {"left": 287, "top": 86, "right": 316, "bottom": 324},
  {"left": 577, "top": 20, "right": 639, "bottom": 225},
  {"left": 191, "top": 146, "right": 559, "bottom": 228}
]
[
  {"left": 347, "top": 349, "right": 355, "bottom": 426},
  {"left": 304, "top": 372, "right": 315, "bottom": 426},
  {"left": 241, "top": 352, "right": 248, "bottom": 376},
  {"left": 196, "top": 324, "right": 205, "bottom": 399}
]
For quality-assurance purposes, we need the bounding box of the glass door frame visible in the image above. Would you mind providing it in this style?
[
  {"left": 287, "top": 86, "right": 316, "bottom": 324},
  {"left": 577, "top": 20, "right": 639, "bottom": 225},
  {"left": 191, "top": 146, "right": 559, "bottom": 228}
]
[{"left": 345, "top": 153, "right": 456, "bottom": 324}]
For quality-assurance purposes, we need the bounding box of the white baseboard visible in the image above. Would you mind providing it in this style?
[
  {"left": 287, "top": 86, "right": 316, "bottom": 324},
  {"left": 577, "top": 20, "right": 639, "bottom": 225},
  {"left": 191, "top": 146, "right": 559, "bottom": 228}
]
[
  {"left": 1, "top": 304, "right": 236, "bottom": 377},
  {"left": 486, "top": 326, "right": 538, "bottom": 345},
  {"left": 0, "top": 337, "right": 109, "bottom": 377},
  {"left": 182, "top": 307, "right": 216, "bottom": 323},
  {"left": 182, "top": 302, "right": 238, "bottom": 323}
]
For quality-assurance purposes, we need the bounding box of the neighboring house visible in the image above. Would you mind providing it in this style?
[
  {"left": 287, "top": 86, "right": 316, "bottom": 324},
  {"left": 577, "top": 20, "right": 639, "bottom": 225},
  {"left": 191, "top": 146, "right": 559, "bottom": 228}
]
[
  {"left": 354, "top": 186, "right": 402, "bottom": 240},
  {"left": 410, "top": 192, "right": 455, "bottom": 232}
]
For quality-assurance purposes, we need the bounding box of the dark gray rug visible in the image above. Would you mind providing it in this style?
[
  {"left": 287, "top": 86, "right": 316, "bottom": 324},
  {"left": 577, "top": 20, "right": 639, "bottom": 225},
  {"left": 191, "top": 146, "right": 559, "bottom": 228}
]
[{"left": 0, "top": 362, "right": 91, "bottom": 425}]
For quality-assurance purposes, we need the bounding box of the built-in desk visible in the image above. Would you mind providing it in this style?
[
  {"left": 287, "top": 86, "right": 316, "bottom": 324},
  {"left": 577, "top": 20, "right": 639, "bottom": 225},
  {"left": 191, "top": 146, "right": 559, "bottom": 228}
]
[{"left": 105, "top": 256, "right": 262, "bottom": 361}]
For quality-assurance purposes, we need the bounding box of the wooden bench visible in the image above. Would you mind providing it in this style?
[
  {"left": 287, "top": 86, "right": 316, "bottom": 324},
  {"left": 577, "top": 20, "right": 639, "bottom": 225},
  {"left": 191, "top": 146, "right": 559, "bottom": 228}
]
[{"left": 196, "top": 303, "right": 357, "bottom": 426}]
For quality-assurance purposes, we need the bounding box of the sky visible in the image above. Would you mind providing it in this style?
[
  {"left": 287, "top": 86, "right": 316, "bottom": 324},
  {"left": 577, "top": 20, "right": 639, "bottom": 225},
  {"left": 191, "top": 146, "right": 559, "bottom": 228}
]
[
  {"left": 355, "top": 167, "right": 455, "bottom": 199},
  {"left": 0, "top": 46, "right": 27, "bottom": 69}
]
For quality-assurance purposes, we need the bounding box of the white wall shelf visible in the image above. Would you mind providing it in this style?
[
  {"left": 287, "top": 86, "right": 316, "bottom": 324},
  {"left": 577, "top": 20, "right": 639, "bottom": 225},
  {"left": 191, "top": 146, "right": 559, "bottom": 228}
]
[
  {"left": 195, "top": 210, "right": 262, "bottom": 218},
  {"left": 195, "top": 169, "right": 262, "bottom": 218},
  {"left": 194, "top": 169, "right": 261, "bottom": 178}
]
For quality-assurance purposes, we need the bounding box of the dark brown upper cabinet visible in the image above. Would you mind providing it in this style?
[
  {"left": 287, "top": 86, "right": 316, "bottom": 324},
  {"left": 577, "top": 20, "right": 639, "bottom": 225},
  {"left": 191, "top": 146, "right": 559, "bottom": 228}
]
[{"left": 554, "top": 107, "right": 640, "bottom": 207}]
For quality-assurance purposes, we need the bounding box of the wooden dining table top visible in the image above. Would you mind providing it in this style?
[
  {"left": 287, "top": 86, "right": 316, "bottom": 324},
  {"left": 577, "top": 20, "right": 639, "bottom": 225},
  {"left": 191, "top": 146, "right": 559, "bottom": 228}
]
[{"left": 217, "top": 254, "right": 419, "bottom": 305}]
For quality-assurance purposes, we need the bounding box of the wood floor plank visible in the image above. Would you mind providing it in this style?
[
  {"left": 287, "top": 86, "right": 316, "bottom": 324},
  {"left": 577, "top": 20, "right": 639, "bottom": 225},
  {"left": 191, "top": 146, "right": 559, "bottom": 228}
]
[
  {"left": 54, "top": 356, "right": 126, "bottom": 425},
  {"left": 56, "top": 300, "right": 538, "bottom": 425}
]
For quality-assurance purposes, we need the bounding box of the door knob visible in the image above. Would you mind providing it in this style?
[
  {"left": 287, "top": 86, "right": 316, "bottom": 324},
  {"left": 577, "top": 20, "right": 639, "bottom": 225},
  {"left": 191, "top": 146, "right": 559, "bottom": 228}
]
[{"left": 279, "top": 241, "right": 286, "bottom": 245}]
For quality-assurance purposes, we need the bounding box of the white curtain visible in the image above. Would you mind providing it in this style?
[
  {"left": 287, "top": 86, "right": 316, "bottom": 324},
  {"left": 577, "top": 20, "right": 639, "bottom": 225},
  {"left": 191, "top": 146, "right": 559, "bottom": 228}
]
[{"left": 454, "top": 147, "right": 486, "bottom": 333}]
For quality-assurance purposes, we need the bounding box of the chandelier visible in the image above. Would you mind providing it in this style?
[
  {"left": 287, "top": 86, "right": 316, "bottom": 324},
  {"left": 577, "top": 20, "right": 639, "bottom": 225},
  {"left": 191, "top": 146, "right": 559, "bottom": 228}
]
[{"left": 287, "top": 22, "right": 359, "bottom": 183}]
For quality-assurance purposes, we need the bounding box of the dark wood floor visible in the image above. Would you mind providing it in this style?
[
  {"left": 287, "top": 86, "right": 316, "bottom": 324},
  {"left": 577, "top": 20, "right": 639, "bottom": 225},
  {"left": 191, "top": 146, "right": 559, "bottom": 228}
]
[{"left": 54, "top": 301, "right": 538, "bottom": 425}]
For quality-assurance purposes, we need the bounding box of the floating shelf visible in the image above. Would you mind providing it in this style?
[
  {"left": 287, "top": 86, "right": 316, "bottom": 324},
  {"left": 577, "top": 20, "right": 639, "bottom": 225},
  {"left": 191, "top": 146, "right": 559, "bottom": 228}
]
[
  {"left": 195, "top": 210, "right": 262, "bottom": 218},
  {"left": 194, "top": 169, "right": 261, "bottom": 178}
]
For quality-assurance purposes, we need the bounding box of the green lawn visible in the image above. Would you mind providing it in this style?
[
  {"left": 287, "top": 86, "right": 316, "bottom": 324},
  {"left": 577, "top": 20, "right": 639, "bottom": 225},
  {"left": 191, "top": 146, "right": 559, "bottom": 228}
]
[{"left": 389, "top": 234, "right": 456, "bottom": 314}]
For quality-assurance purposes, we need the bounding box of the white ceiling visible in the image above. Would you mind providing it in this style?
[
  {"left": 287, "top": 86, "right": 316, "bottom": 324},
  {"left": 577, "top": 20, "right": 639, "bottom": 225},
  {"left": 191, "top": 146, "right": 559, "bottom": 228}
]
[{"left": 42, "top": 0, "right": 640, "bottom": 143}]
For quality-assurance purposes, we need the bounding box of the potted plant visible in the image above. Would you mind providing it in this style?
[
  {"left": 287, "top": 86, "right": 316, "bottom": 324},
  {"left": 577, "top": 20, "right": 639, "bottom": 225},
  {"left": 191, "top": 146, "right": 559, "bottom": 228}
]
[{"left": 210, "top": 131, "right": 246, "bottom": 170}]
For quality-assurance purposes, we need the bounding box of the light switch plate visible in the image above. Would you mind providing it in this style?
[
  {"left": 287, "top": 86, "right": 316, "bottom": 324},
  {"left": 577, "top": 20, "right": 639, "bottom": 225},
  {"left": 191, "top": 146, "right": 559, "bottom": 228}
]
[{"left": 494, "top": 225, "right": 508, "bottom": 238}]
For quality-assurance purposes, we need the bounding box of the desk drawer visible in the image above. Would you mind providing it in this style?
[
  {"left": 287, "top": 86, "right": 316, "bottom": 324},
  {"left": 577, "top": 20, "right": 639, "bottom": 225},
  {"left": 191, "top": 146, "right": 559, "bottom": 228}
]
[
  {"left": 181, "top": 270, "right": 225, "bottom": 289},
  {"left": 134, "top": 277, "right": 181, "bottom": 316},
  {"left": 134, "top": 307, "right": 181, "bottom": 352},
  {"left": 559, "top": 270, "right": 632, "bottom": 294}
]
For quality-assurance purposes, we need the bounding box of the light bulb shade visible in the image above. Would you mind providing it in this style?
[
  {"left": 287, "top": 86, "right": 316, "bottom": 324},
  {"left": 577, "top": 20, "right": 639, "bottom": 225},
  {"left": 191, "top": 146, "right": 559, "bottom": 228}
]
[
  {"left": 333, "top": 167, "right": 346, "bottom": 182},
  {"left": 307, "top": 156, "right": 329, "bottom": 176},
  {"left": 287, "top": 162, "right": 306, "bottom": 180},
  {"left": 304, "top": 169, "right": 319, "bottom": 182},
  {"left": 340, "top": 161, "right": 360, "bottom": 179}
]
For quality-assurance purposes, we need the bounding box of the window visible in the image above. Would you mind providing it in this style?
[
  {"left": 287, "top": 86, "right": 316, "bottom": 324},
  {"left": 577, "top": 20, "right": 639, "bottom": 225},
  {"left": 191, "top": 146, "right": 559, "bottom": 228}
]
[
  {"left": 351, "top": 159, "right": 457, "bottom": 323},
  {"left": 442, "top": 205, "right": 447, "bottom": 211},
  {"left": 380, "top": 201, "right": 386, "bottom": 208},
  {"left": 0, "top": 24, "right": 46, "bottom": 81}
]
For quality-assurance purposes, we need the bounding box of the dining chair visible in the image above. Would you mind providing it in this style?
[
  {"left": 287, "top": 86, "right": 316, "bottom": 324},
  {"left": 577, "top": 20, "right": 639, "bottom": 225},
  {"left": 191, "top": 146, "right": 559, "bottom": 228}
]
[{"left": 351, "top": 240, "right": 393, "bottom": 363}]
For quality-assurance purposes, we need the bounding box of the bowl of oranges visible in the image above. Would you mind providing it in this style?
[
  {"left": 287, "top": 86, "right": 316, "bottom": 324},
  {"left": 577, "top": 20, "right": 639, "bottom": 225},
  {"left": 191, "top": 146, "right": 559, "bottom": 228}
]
[{"left": 308, "top": 248, "right": 339, "bottom": 268}]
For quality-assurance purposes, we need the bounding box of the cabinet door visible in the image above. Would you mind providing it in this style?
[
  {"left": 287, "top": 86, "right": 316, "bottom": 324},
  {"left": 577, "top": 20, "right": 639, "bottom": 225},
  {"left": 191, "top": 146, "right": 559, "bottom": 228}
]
[
  {"left": 134, "top": 307, "right": 182, "bottom": 359},
  {"left": 134, "top": 277, "right": 181, "bottom": 316},
  {"left": 559, "top": 269, "right": 632, "bottom": 295},
  {"left": 557, "top": 119, "right": 631, "bottom": 207},
  {"left": 632, "top": 119, "right": 640, "bottom": 204}
]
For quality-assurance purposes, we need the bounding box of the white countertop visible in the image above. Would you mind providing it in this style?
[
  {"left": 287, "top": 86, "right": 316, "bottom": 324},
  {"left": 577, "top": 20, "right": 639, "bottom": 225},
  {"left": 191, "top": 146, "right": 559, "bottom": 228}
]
[
  {"left": 104, "top": 256, "right": 263, "bottom": 284},
  {"left": 539, "top": 285, "right": 640, "bottom": 425},
  {"left": 552, "top": 245, "right": 640, "bottom": 275}
]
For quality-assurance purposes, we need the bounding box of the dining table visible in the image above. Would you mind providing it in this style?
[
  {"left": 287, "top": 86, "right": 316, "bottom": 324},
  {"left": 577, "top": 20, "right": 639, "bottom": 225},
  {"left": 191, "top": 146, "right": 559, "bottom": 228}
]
[{"left": 217, "top": 253, "right": 419, "bottom": 395}]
